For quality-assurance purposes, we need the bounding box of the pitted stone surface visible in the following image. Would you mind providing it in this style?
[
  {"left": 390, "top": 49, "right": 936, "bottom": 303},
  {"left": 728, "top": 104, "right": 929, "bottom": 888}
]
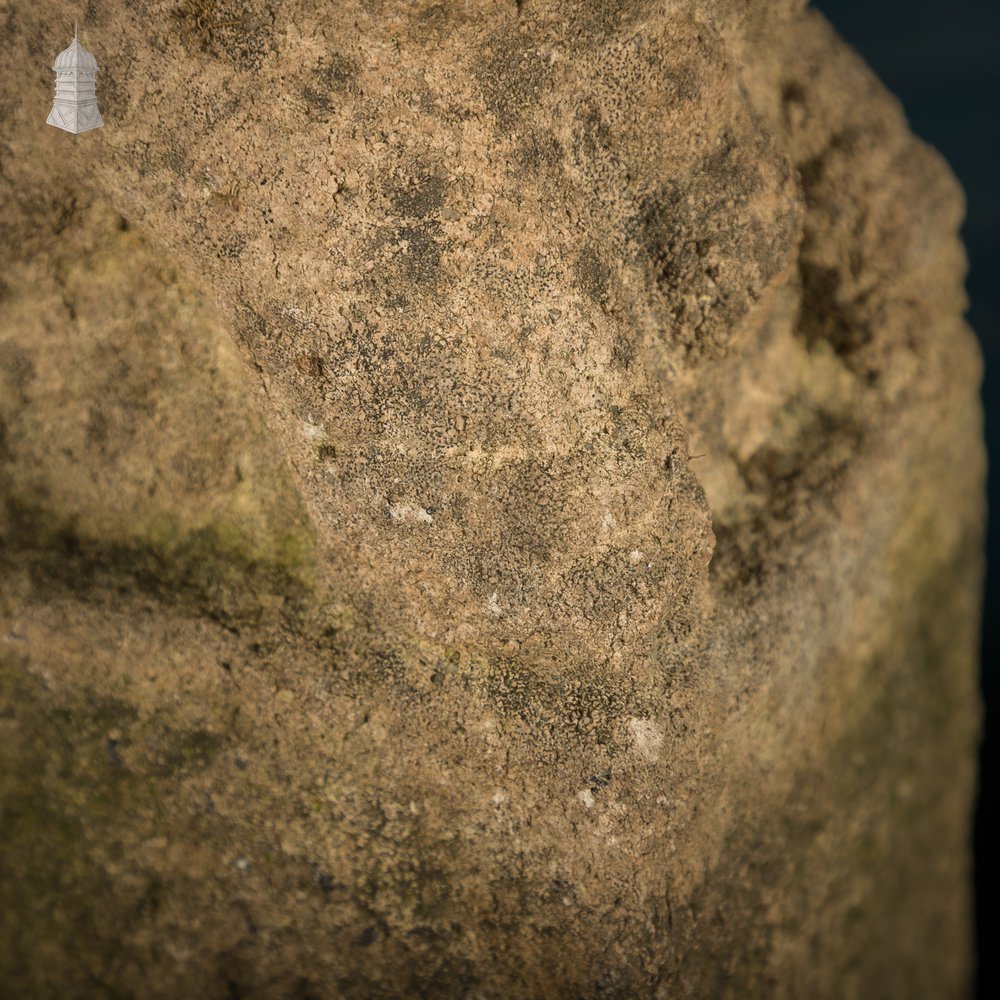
[{"left": 0, "top": 2, "right": 983, "bottom": 996}]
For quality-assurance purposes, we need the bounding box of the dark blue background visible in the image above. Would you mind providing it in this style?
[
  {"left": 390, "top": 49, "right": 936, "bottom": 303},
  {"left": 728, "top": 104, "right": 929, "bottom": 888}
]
[{"left": 815, "top": 2, "right": 998, "bottom": 994}]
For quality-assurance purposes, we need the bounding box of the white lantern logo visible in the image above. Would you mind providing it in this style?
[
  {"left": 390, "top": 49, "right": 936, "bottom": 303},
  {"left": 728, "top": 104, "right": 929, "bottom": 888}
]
[{"left": 46, "top": 22, "right": 104, "bottom": 135}]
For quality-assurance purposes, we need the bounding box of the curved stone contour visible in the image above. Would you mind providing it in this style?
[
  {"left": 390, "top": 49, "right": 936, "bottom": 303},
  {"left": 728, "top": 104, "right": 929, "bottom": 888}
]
[{"left": 0, "top": 2, "right": 983, "bottom": 997}]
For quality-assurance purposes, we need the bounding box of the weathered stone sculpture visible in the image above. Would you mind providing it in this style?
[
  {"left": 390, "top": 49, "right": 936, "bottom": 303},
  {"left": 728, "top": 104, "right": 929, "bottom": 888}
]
[{"left": 0, "top": 1, "right": 984, "bottom": 996}]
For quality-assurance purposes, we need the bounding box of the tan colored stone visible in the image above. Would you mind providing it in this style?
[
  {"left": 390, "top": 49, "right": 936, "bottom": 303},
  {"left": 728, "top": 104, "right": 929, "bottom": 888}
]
[{"left": 0, "top": 2, "right": 983, "bottom": 996}]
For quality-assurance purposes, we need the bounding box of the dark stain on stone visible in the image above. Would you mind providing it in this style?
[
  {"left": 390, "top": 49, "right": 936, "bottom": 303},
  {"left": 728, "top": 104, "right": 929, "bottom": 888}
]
[
  {"left": 396, "top": 224, "right": 443, "bottom": 284},
  {"left": 172, "top": 1, "right": 274, "bottom": 72},
  {"left": 154, "top": 727, "right": 225, "bottom": 776},
  {"left": 476, "top": 31, "right": 553, "bottom": 129},
  {"left": 96, "top": 57, "right": 130, "bottom": 123},
  {"left": 589, "top": 769, "right": 612, "bottom": 793},
  {"left": 573, "top": 98, "right": 616, "bottom": 162},
  {"left": 611, "top": 330, "right": 636, "bottom": 369},
  {"left": 574, "top": 244, "right": 611, "bottom": 305},
  {"left": 212, "top": 232, "right": 247, "bottom": 261},
  {"left": 797, "top": 261, "right": 872, "bottom": 355},
  {"left": 630, "top": 131, "right": 797, "bottom": 358},
  {"left": 160, "top": 143, "right": 191, "bottom": 176},
  {"left": 389, "top": 172, "right": 446, "bottom": 219},
  {"left": 796, "top": 131, "right": 877, "bottom": 360},
  {"left": 27, "top": 25, "right": 49, "bottom": 62},
  {"left": 86, "top": 404, "right": 110, "bottom": 447},
  {"left": 303, "top": 52, "right": 360, "bottom": 114},
  {"left": 0, "top": 342, "right": 36, "bottom": 393},
  {"left": 295, "top": 354, "right": 324, "bottom": 377},
  {"left": 514, "top": 129, "right": 564, "bottom": 176},
  {"left": 355, "top": 925, "right": 377, "bottom": 947}
]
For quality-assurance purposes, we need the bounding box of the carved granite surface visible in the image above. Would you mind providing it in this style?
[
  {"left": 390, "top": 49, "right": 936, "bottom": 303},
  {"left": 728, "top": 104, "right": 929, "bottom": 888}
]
[{"left": 0, "top": 1, "right": 984, "bottom": 996}]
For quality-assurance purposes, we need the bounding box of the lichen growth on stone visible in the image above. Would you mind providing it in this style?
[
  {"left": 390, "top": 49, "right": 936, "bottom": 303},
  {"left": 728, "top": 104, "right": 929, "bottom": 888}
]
[{"left": 0, "top": 1, "right": 983, "bottom": 995}]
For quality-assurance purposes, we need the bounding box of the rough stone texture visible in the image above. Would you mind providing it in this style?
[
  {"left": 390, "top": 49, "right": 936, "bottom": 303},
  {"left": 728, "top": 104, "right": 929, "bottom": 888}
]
[{"left": 0, "top": 1, "right": 984, "bottom": 997}]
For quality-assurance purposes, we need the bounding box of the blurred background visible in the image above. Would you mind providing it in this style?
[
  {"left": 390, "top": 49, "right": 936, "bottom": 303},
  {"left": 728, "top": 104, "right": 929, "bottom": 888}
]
[{"left": 815, "top": 2, "right": 998, "bottom": 994}]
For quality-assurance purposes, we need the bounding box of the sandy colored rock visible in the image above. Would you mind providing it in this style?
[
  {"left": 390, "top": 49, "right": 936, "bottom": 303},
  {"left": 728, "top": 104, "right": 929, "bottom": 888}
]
[{"left": 0, "top": 1, "right": 983, "bottom": 996}]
